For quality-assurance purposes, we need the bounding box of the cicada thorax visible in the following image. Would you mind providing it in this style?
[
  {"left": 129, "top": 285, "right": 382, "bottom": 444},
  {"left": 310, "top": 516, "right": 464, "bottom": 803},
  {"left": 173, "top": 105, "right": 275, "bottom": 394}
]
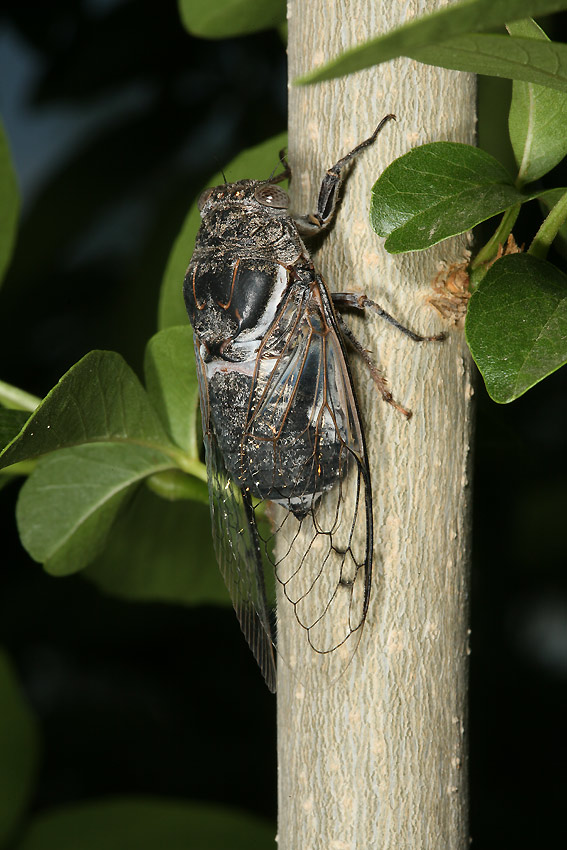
[
  {"left": 184, "top": 253, "right": 287, "bottom": 360},
  {"left": 184, "top": 196, "right": 303, "bottom": 355}
]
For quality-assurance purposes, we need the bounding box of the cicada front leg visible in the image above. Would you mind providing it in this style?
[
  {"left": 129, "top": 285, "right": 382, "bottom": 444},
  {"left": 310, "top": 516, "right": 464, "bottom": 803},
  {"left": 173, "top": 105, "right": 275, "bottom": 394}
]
[{"left": 293, "top": 114, "right": 396, "bottom": 237}]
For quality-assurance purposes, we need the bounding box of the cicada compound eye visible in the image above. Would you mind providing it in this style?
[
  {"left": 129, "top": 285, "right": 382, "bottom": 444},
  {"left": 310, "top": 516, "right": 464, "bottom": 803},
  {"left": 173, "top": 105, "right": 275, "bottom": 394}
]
[
  {"left": 197, "top": 188, "right": 214, "bottom": 212},
  {"left": 254, "top": 183, "right": 289, "bottom": 209}
]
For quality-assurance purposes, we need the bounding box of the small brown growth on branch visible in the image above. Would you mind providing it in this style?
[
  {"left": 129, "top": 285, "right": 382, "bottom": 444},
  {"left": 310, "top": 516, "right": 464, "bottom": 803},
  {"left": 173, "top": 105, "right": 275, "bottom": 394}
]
[
  {"left": 491, "top": 233, "right": 523, "bottom": 262},
  {"left": 428, "top": 253, "right": 471, "bottom": 328},
  {"left": 429, "top": 235, "right": 523, "bottom": 328}
]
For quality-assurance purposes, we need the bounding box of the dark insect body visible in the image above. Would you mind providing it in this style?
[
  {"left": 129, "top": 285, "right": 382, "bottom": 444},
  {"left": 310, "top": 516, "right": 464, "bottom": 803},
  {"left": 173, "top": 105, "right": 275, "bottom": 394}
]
[{"left": 184, "top": 117, "right": 443, "bottom": 691}]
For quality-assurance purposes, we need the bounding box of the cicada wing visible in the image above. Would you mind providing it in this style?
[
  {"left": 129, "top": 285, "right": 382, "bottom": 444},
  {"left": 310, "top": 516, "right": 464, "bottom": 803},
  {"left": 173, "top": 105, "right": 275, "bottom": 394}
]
[
  {"left": 242, "top": 279, "right": 373, "bottom": 676},
  {"left": 194, "top": 340, "right": 277, "bottom": 692}
]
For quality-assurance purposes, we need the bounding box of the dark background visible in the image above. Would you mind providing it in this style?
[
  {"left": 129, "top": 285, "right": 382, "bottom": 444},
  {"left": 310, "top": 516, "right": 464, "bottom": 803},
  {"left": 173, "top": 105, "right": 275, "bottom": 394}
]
[{"left": 0, "top": 2, "right": 566, "bottom": 847}]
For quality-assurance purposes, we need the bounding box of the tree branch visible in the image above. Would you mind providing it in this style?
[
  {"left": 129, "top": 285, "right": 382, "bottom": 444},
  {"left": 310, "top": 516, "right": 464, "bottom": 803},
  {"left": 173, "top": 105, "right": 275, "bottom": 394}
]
[{"left": 278, "top": 1, "right": 476, "bottom": 847}]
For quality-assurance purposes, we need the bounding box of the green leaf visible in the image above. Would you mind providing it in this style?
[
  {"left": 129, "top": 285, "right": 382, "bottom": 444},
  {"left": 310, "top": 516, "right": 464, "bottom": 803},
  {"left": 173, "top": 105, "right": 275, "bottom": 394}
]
[
  {"left": 410, "top": 33, "right": 567, "bottom": 94},
  {"left": 14, "top": 798, "right": 276, "bottom": 850},
  {"left": 370, "top": 142, "right": 538, "bottom": 252},
  {"left": 0, "top": 121, "right": 19, "bottom": 287},
  {"left": 84, "top": 485, "right": 226, "bottom": 606},
  {"left": 178, "top": 0, "right": 285, "bottom": 39},
  {"left": 16, "top": 443, "right": 175, "bottom": 576},
  {"left": 465, "top": 253, "right": 567, "bottom": 402},
  {"left": 0, "top": 409, "right": 29, "bottom": 452},
  {"left": 0, "top": 649, "right": 39, "bottom": 846},
  {"left": 158, "top": 132, "right": 287, "bottom": 329},
  {"left": 0, "top": 351, "right": 175, "bottom": 471},
  {"left": 144, "top": 327, "right": 200, "bottom": 458},
  {"left": 296, "top": 0, "right": 567, "bottom": 84},
  {"left": 0, "top": 409, "right": 33, "bottom": 485},
  {"left": 507, "top": 19, "right": 567, "bottom": 183}
]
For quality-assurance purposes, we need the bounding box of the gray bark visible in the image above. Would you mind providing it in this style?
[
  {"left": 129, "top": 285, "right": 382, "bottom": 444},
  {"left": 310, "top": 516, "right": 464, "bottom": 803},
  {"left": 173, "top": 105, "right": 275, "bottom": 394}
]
[{"left": 277, "top": 1, "right": 476, "bottom": 848}]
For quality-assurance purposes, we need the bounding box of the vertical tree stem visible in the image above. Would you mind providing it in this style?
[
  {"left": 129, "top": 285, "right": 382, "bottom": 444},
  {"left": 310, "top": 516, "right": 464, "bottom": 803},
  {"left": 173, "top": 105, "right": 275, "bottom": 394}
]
[{"left": 278, "top": 2, "right": 476, "bottom": 848}]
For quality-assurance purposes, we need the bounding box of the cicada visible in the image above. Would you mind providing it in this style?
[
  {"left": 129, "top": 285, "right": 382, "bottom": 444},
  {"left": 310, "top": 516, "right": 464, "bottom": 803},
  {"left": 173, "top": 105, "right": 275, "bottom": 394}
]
[{"left": 183, "top": 116, "right": 442, "bottom": 691}]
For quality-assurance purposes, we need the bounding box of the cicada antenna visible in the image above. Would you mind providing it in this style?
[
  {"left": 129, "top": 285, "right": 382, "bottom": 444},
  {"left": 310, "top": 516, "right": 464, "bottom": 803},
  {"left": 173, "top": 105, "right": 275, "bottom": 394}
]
[{"left": 268, "top": 149, "right": 291, "bottom": 185}]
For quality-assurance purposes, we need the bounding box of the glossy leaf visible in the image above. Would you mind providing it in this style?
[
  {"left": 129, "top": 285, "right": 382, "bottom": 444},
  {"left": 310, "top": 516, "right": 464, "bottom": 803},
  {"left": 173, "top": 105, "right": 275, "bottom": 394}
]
[
  {"left": 144, "top": 326, "right": 200, "bottom": 457},
  {"left": 159, "top": 132, "right": 287, "bottom": 329},
  {"left": 370, "top": 142, "right": 540, "bottom": 252},
  {"left": 411, "top": 33, "right": 567, "bottom": 94},
  {"left": 178, "top": 0, "right": 285, "bottom": 39},
  {"left": 16, "top": 443, "right": 175, "bottom": 576},
  {"left": 296, "top": 0, "right": 567, "bottom": 84},
  {"left": 508, "top": 19, "right": 567, "bottom": 184},
  {"left": 14, "top": 798, "right": 276, "bottom": 850},
  {"left": 465, "top": 253, "right": 567, "bottom": 402},
  {"left": 0, "top": 351, "right": 175, "bottom": 470},
  {"left": 84, "top": 485, "right": 226, "bottom": 606},
  {"left": 0, "top": 649, "right": 39, "bottom": 846},
  {"left": 0, "top": 121, "right": 19, "bottom": 287}
]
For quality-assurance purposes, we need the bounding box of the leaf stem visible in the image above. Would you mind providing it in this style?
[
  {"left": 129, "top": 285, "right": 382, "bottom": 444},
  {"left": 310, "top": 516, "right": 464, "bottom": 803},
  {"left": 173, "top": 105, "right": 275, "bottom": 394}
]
[
  {"left": 166, "top": 450, "right": 208, "bottom": 483},
  {"left": 528, "top": 189, "right": 567, "bottom": 259},
  {"left": 0, "top": 380, "right": 41, "bottom": 411},
  {"left": 146, "top": 468, "right": 209, "bottom": 504},
  {"left": 0, "top": 459, "right": 37, "bottom": 478},
  {"left": 471, "top": 204, "right": 521, "bottom": 273}
]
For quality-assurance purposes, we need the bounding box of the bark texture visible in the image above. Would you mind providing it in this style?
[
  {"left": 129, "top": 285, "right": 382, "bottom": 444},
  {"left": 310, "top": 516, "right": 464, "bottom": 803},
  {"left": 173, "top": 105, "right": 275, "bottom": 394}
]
[{"left": 278, "top": 2, "right": 476, "bottom": 848}]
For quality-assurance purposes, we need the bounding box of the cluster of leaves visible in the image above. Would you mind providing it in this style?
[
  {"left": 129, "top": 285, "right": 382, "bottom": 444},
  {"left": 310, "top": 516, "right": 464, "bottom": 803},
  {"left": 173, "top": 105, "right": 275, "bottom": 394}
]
[
  {"left": 0, "top": 123, "right": 287, "bottom": 594},
  {"left": 0, "top": 122, "right": 282, "bottom": 845},
  {"left": 367, "top": 19, "right": 567, "bottom": 403},
  {"left": 0, "top": 3, "right": 284, "bottom": 836}
]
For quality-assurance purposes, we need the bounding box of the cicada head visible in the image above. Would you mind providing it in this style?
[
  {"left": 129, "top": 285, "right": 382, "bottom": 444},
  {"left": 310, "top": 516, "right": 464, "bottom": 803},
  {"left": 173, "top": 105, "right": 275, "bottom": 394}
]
[{"left": 197, "top": 180, "right": 290, "bottom": 218}]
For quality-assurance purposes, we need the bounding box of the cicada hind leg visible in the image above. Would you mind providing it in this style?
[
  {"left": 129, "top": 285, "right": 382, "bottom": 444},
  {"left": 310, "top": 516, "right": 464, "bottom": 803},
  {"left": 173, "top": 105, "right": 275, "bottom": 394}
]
[{"left": 332, "top": 292, "right": 445, "bottom": 421}]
